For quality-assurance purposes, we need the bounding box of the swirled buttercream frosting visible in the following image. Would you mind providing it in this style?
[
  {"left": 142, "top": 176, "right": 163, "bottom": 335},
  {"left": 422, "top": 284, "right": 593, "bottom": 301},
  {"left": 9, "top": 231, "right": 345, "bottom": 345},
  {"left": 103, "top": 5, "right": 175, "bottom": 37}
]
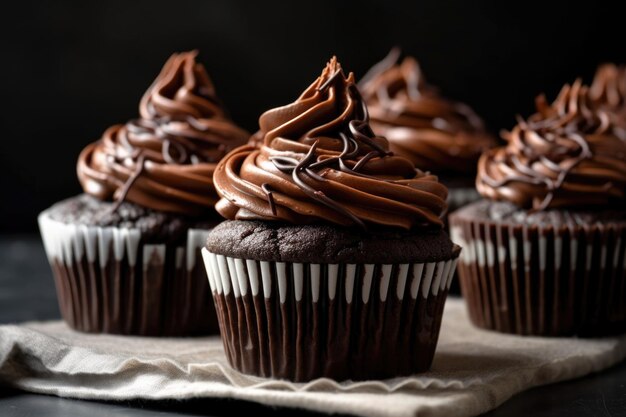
[
  {"left": 213, "top": 57, "right": 448, "bottom": 230},
  {"left": 77, "top": 51, "right": 249, "bottom": 215},
  {"left": 590, "top": 63, "right": 626, "bottom": 125},
  {"left": 359, "top": 49, "right": 497, "bottom": 175},
  {"left": 477, "top": 79, "right": 626, "bottom": 210}
]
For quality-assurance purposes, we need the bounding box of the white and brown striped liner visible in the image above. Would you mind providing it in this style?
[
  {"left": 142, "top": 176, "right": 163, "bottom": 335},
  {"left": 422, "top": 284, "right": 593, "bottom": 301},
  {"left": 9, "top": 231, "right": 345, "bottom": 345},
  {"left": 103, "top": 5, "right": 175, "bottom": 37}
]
[
  {"left": 38, "top": 210, "right": 218, "bottom": 336},
  {"left": 201, "top": 250, "right": 458, "bottom": 302},
  {"left": 450, "top": 218, "right": 626, "bottom": 336},
  {"left": 201, "top": 247, "right": 458, "bottom": 381}
]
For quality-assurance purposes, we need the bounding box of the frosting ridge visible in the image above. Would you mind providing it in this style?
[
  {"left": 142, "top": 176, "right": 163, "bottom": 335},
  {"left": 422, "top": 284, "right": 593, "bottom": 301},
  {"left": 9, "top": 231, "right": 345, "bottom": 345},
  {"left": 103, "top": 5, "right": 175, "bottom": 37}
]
[
  {"left": 214, "top": 57, "right": 448, "bottom": 230},
  {"left": 590, "top": 63, "right": 626, "bottom": 127},
  {"left": 359, "top": 49, "right": 497, "bottom": 174},
  {"left": 477, "top": 79, "right": 626, "bottom": 210},
  {"left": 77, "top": 51, "right": 249, "bottom": 215}
]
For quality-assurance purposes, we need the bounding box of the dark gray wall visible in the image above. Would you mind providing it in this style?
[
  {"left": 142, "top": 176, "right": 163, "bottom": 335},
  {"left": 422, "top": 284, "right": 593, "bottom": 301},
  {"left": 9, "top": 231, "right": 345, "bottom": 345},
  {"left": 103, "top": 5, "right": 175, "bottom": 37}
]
[{"left": 1, "top": 0, "right": 624, "bottom": 232}]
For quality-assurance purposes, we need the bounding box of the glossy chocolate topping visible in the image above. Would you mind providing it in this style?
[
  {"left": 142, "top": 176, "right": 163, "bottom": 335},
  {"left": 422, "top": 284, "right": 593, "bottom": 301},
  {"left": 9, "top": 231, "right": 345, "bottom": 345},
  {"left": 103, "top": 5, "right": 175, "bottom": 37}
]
[
  {"left": 214, "top": 57, "right": 448, "bottom": 230},
  {"left": 477, "top": 79, "right": 626, "bottom": 210},
  {"left": 590, "top": 63, "right": 626, "bottom": 125},
  {"left": 359, "top": 49, "right": 497, "bottom": 174},
  {"left": 77, "top": 51, "right": 249, "bottom": 215}
]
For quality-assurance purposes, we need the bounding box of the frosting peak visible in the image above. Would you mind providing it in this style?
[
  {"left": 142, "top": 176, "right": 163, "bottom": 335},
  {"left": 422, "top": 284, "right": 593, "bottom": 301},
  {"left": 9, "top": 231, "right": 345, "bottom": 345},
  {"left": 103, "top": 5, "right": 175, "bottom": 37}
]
[
  {"left": 590, "top": 63, "right": 626, "bottom": 125},
  {"left": 77, "top": 51, "right": 249, "bottom": 215},
  {"left": 477, "top": 79, "right": 626, "bottom": 210},
  {"left": 359, "top": 49, "right": 497, "bottom": 175},
  {"left": 214, "top": 57, "right": 448, "bottom": 230},
  {"left": 139, "top": 51, "right": 225, "bottom": 120}
]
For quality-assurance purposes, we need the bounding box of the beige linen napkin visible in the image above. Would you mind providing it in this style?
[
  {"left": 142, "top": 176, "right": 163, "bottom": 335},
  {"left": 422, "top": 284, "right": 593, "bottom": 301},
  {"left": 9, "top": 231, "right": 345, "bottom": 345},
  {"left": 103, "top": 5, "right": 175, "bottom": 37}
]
[{"left": 0, "top": 298, "right": 624, "bottom": 417}]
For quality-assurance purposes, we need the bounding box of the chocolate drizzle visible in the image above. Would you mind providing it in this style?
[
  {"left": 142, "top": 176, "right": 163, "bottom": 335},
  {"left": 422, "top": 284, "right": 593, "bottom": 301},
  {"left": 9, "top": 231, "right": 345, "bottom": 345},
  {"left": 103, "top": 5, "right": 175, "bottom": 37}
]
[
  {"left": 359, "top": 49, "right": 496, "bottom": 175},
  {"left": 110, "top": 154, "right": 147, "bottom": 213},
  {"left": 213, "top": 58, "right": 449, "bottom": 230},
  {"left": 260, "top": 183, "right": 277, "bottom": 216},
  {"left": 267, "top": 71, "right": 392, "bottom": 228},
  {"left": 77, "top": 51, "right": 249, "bottom": 215},
  {"left": 477, "top": 79, "right": 626, "bottom": 210}
]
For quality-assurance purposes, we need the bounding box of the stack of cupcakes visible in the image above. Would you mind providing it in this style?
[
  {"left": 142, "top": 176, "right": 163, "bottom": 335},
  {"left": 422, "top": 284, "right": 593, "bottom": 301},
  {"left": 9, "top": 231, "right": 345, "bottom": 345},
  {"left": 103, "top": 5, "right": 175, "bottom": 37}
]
[
  {"left": 38, "top": 51, "right": 249, "bottom": 336},
  {"left": 38, "top": 45, "right": 625, "bottom": 385},
  {"left": 450, "top": 79, "right": 626, "bottom": 336},
  {"left": 201, "top": 57, "right": 461, "bottom": 381}
]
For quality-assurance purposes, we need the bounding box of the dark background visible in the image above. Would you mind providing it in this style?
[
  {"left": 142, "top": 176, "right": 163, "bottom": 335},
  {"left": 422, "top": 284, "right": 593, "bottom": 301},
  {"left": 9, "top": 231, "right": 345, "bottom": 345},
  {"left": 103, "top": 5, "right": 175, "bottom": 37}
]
[{"left": 1, "top": 0, "right": 625, "bottom": 234}]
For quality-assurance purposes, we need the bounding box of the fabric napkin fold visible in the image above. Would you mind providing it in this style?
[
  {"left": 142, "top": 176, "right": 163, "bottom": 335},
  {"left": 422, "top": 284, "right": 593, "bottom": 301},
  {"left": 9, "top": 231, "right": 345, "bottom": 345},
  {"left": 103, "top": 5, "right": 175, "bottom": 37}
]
[{"left": 1, "top": 298, "right": 624, "bottom": 417}]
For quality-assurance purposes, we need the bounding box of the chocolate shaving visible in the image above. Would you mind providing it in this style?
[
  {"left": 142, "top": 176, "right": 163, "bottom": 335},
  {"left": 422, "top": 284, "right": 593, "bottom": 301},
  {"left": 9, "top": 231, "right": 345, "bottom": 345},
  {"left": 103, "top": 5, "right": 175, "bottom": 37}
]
[{"left": 261, "top": 183, "right": 277, "bottom": 216}]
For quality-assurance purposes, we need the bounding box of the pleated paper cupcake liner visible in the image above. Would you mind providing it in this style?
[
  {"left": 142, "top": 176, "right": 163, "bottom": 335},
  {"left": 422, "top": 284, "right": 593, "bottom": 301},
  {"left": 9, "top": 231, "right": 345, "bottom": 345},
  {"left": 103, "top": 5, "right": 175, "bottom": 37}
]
[
  {"left": 38, "top": 210, "right": 218, "bottom": 336},
  {"left": 201, "top": 248, "right": 459, "bottom": 382},
  {"left": 450, "top": 214, "right": 626, "bottom": 336}
]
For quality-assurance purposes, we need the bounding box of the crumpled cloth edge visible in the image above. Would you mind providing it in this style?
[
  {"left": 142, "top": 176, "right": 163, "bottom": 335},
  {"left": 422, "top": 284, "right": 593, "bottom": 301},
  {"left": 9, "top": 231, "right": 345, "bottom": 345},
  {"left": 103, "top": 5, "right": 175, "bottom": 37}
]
[{"left": 1, "top": 314, "right": 625, "bottom": 417}]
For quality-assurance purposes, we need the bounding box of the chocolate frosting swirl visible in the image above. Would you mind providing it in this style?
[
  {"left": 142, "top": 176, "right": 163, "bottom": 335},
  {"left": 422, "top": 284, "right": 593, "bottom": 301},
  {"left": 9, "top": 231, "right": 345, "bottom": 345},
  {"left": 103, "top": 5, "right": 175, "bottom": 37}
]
[
  {"left": 477, "top": 79, "right": 626, "bottom": 210},
  {"left": 359, "top": 49, "right": 497, "bottom": 174},
  {"left": 77, "top": 51, "right": 249, "bottom": 215},
  {"left": 590, "top": 63, "right": 626, "bottom": 125},
  {"left": 214, "top": 57, "right": 448, "bottom": 230}
]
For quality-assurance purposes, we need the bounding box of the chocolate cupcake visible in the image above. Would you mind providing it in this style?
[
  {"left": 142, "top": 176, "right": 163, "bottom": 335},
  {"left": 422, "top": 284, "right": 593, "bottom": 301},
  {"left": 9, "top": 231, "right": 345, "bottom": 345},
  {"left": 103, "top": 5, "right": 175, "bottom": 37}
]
[
  {"left": 359, "top": 49, "right": 498, "bottom": 212},
  {"left": 450, "top": 79, "right": 626, "bottom": 336},
  {"left": 38, "top": 51, "right": 249, "bottom": 336},
  {"left": 202, "top": 57, "right": 461, "bottom": 382}
]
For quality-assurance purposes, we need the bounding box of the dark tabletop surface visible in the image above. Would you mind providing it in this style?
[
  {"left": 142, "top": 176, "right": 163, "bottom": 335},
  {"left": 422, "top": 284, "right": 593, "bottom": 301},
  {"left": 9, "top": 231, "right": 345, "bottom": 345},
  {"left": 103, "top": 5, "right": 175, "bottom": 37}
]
[{"left": 0, "top": 236, "right": 625, "bottom": 417}]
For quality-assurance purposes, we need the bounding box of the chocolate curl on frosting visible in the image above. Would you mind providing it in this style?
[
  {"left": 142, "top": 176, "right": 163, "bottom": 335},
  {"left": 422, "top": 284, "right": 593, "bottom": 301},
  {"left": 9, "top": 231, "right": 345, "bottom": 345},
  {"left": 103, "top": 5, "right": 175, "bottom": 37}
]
[
  {"left": 477, "top": 79, "right": 626, "bottom": 210},
  {"left": 214, "top": 57, "right": 449, "bottom": 230},
  {"left": 77, "top": 51, "right": 249, "bottom": 215}
]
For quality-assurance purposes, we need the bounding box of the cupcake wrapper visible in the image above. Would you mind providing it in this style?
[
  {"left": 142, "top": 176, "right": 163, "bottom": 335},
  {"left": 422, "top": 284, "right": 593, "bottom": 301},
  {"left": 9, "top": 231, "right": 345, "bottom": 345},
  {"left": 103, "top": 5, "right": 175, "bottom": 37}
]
[
  {"left": 38, "top": 210, "right": 218, "bottom": 336},
  {"left": 201, "top": 248, "right": 458, "bottom": 381},
  {"left": 450, "top": 216, "right": 626, "bottom": 336}
]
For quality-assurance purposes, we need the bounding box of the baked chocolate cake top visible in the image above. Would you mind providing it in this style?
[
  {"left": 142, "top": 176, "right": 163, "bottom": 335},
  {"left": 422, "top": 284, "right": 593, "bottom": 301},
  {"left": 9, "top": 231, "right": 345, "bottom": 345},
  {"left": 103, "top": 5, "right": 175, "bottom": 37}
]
[
  {"left": 47, "top": 194, "right": 218, "bottom": 243},
  {"left": 214, "top": 57, "right": 449, "bottom": 231},
  {"left": 452, "top": 199, "right": 626, "bottom": 228},
  {"left": 477, "top": 79, "right": 626, "bottom": 211},
  {"left": 358, "top": 48, "right": 497, "bottom": 175},
  {"left": 77, "top": 51, "right": 249, "bottom": 216},
  {"left": 206, "top": 220, "right": 460, "bottom": 264}
]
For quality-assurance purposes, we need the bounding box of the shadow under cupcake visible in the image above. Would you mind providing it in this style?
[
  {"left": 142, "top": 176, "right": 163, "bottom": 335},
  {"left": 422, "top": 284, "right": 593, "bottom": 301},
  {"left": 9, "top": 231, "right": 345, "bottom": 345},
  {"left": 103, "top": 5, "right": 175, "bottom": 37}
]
[
  {"left": 38, "top": 51, "right": 249, "bottom": 336},
  {"left": 202, "top": 57, "right": 461, "bottom": 381}
]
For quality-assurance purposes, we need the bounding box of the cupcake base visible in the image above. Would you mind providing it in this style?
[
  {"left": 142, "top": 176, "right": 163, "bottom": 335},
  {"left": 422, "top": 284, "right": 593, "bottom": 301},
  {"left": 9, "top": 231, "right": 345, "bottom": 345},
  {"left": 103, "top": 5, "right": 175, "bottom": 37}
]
[
  {"left": 203, "top": 221, "right": 460, "bottom": 381},
  {"left": 39, "top": 195, "right": 219, "bottom": 336},
  {"left": 450, "top": 200, "right": 626, "bottom": 336},
  {"left": 203, "top": 251, "right": 457, "bottom": 381}
]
